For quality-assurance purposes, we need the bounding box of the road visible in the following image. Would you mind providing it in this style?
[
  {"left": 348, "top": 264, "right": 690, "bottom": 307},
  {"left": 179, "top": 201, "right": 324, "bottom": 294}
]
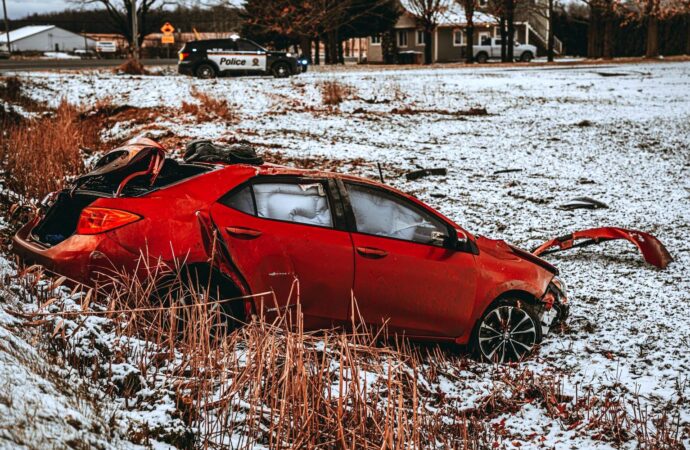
[{"left": 0, "top": 58, "right": 177, "bottom": 73}]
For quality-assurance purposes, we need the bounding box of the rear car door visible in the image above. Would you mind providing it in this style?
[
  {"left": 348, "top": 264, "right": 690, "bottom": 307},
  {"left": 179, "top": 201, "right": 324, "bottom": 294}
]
[
  {"left": 209, "top": 176, "right": 353, "bottom": 328},
  {"left": 236, "top": 39, "right": 268, "bottom": 72},
  {"left": 343, "top": 181, "right": 477, "bottom": 338},
  {"left": 206, "top": 40, "right": 245, "bottom": 73}
]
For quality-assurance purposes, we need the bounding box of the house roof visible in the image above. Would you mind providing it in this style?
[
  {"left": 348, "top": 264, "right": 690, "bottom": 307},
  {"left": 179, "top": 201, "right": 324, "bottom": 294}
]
[
  {"left": 0, "top": 25, "right": 56, "bottom": 43},
  {"left": 400, "top": 0, "right": 495, "bottom": 27}
]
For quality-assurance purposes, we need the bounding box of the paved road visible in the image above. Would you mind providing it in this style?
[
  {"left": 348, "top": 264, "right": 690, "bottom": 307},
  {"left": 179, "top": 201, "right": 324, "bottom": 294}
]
[{"left": 0, "top": 58, "right": 177, "bottom": 73}]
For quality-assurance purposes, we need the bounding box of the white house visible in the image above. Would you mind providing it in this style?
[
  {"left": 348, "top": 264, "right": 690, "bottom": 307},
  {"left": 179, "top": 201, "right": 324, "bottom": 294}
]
[{"left": 0, "top": 25, "right": 97, "bottom": 53}]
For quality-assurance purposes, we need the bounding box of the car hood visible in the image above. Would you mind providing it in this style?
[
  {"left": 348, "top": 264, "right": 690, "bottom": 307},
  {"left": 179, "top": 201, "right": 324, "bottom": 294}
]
[{"left": 475, "top": 236, "right": 559, "bottom": 275}]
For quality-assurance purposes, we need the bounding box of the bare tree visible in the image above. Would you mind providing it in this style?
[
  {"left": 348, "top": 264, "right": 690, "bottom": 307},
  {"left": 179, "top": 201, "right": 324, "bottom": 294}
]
[
  {"left": 581, "top": 0, "right": 616, "bottom": 58},
  {"left": 75, "top": 0, "right": 166, "bottom": 50},
  {"left": 405, "top": 0, "right": 451, "bottom": 64},
  {"left": 456, "top": 0, "right": 478, "bottom": 63}
]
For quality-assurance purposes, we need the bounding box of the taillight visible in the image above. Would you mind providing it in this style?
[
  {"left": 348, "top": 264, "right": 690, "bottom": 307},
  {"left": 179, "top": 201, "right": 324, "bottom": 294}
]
[
  {"left": 76, "top": 207, "right": 141, "bottom": 235},
  {"left": 179, "top": 52, "right": 189, "bottom": 61}
]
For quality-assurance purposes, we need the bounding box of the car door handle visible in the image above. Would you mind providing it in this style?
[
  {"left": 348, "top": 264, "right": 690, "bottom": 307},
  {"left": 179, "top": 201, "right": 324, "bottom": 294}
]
[
  {"left": 226, "top": 226, "right": 262, "bottom": 239},
  {"left": 356, "top": 246, "right": 388, "bottom": 258}
]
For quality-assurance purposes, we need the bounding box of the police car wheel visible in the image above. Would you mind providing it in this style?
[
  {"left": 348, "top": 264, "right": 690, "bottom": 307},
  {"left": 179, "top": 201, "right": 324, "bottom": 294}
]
[
  {"left": 195, "top": 64, "right": 216, "bottom": 79},
  {"left": 272, "top": 63, "right": 291, "bottom": 78}
]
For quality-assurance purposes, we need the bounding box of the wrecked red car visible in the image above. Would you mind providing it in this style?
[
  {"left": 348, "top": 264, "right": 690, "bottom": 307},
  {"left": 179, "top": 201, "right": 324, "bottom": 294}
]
[{"left": 14, "top": 138, "right": 571, "bottom": 363}]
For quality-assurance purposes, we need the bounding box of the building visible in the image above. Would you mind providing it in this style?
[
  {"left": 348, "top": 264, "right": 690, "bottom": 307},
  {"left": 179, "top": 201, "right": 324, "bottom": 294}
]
[
  {"left": 367, "top": 1, "right": 563, "bottom": 63},
  {"left": 0, "top": 25, "right": 97, "bottom": 53}
]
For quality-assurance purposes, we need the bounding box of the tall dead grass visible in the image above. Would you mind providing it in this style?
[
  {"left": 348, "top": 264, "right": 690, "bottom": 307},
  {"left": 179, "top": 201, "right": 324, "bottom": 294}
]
[
  {"left": 181, "top": 88, "right": 238, "bottom": 123},
  {"left": 0, "top": 100, "right": 100, "bottom": 200},
  {"left": 321, "top": 80, "right": 356, "bottom": 106},
  {"left": 8, "top": 255, "right": 684, "bottom": 449}
]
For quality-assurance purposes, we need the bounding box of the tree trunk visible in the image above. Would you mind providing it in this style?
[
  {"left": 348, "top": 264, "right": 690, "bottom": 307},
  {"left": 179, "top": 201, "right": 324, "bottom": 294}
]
[
  {"left": 646, "top": 15, "right": 659, "bottom": 57},
  {"left": 506, "top": 1, "right": 515, "bottom": 61},
  {"left": 338, "top": 38, "right": 344, "bottom": 64},
  {"left": 382, "top": 28, "right": 397, "bottom": 64},
  {"left": 314, "top": 36, "right": 320, "bottom": 65},
  {"left": 466, "top": 23, "right": 474, "bottom": 63},
  {"left": 424, "top": 30, "right": 433, "bottom": 64},
  {"left": 587, "top": 7, "right": 602, "bottom": 58},
  {"left": 547, "top": 0, "right": 554, "bottom": 62},
  {"left": 500, "top": 17, "right": 507, "bottom": 61},
  {"left": 602, "top": 18, "right": 613, "bottom": 59},
  {"left": 299, "top": 36, "right": 312, "bottom": 63}
]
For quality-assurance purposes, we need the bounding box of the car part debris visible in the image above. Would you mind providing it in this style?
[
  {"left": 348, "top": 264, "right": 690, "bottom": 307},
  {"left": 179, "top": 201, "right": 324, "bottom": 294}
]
[
  {"left": 405, "top": 168, "right": 447, "bottom": 181},
  {"left": 493, "top": 168, "right": 523, "bottom": 175},
  {"left": 532, "top": 227, "right": 672, "bottom": 269},
  {"left": 559, "top": 197, "right": 609, "bottom": 210}
]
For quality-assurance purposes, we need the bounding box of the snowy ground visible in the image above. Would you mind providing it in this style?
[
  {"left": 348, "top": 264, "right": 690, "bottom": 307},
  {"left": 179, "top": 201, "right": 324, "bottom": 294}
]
[{"left": 2, "top": 61, "right": 689, "bottom": 448}]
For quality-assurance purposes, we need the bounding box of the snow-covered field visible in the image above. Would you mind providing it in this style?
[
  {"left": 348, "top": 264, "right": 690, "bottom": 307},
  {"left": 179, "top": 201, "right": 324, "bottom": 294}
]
[{"left": 1, "top": 61, "right": 689, "bottom": 448}]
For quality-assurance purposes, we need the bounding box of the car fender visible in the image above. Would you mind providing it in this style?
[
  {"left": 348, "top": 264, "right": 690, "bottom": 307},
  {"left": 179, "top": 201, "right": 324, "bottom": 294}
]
[{"left": 194, "top": 58, "right": 220, "bottom": 74}]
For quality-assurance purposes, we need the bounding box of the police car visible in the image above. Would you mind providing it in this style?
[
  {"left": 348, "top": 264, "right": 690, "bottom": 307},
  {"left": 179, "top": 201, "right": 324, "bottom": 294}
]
[{"left": 178, "top": 36, "right": 307, "bottom": 79}]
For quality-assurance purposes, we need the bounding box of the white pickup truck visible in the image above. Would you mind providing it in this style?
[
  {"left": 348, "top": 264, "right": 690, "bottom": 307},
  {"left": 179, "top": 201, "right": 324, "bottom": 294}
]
[{"left": 473, "top": 38, "right": 537, "bottom": 63}]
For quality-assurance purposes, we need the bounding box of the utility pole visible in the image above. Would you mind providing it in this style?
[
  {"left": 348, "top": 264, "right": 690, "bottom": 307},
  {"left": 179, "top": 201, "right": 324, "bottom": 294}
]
[
  {"left": 547, "top": 0, "right": 555, "bottom": 62},
  {"left": 131, "top": 0, "right": 139, "bottom": 62},
  {"left": 2, "top": 0, "right": 11, "bottom": 55}
]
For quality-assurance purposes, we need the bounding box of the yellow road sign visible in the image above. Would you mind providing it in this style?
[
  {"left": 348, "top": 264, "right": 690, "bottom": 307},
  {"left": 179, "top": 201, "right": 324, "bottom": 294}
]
[
  {"left": 160, "top": 22, "right": 174, "bottom": 34},
  {"left": 161, "top": 34, "right": 174, "bottom": 44}
]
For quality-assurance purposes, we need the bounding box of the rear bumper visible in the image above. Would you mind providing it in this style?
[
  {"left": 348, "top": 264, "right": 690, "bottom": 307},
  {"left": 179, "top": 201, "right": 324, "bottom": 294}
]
[{"left": 13, "top": 218, "right": 137, "bottom": 284}]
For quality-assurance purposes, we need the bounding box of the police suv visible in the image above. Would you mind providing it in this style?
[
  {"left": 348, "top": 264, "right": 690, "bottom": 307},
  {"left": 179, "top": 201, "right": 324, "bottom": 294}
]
[{"left": 178, "top": 36, "right": 307, "bottom": 79}]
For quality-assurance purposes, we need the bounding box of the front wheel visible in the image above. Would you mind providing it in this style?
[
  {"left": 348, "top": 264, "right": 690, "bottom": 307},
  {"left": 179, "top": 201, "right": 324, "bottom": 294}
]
[
  {"left": 476, "top": 52, "right": 489, "bottom": 64},
  {"left": 473, "top": 298, "right": 542, "bottom": 363},
  {"left": 520, "top": 51, "right": 533, "bottom": 62},
  {"left": 272, "top": 62, "right": 291, "bottom": 78}
]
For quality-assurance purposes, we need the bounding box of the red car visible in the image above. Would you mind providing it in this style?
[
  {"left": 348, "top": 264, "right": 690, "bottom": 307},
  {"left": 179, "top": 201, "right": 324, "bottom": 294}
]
[{"left": 13, "top": 138, "right": 569, "bottom": 363}]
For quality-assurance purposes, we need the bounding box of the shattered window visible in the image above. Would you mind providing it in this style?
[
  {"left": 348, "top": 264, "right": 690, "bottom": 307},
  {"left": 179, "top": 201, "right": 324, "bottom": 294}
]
[
  {"left": 253, "top": 182, "right": 333, "bottom": 228},
  {"left": 347, "top": 184, "right": 448, "bottom": 246}
]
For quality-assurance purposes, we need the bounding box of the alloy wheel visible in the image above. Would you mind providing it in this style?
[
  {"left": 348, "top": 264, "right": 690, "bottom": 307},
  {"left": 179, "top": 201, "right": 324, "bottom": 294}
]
[{"left": 478, "top": 305, "right": 538, "bottom": 363}]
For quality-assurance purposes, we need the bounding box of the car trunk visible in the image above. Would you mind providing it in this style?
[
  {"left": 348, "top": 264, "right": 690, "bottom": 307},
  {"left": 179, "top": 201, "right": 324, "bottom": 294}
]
[{"left": 31, "top": 139, "right": 212, "bottom": 246}]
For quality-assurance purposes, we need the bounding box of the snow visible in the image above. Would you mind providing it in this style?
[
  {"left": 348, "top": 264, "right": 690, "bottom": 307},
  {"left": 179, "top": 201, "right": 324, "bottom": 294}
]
[
  {"left": 42, "top": 51, "right": 80, "bottom": 60},
  {"left": 1, "top": 60, "right": 689, "bottom": 447}
]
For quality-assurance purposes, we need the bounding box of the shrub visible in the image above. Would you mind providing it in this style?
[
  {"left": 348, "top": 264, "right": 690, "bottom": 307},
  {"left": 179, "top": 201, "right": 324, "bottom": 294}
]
[
  {"left": 320, "top": 80, "right": 356, "bottom": 106},
  {"left": 181, "top": 88, "right": 238, "bottom": 122},
  {"left": 115, "top": 59, "right": 148, "bottom": 75}
]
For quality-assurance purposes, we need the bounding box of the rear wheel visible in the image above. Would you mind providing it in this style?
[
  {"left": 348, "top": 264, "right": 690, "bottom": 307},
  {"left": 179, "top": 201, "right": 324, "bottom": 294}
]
[
  {"left": 476, "top": 52, "right": 489, "bottom": 64},
  {"left": 272, "top": 62, "right": 291, "bottom": 78},
  {"left": 195, "top": 63, "right": 217, "bottom": 79},
  {"left": 520, "top": 51, "right": 533, "bottom": 62},
  {"left": 473, "top": 298, "right": 542, "bottom": 363}
]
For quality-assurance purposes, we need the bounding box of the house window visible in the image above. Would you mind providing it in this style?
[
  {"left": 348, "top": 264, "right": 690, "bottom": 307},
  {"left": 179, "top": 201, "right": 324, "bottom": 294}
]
[
  {"left": 416, "top": 30, "right": 426, "bottom": 46},
  {"left": 453, "top": 30, "right": 466, "bottom": 46},
  {"left": 478, "top": 0, "right": 488, "bottom": 6},
  {"left": 370, "top": 34, "right": 381, "bottom": 45},
  {"left": 479, "top": 32, "right": 491, "bottom": 46},
  {"left": 397, "top": 30, "right": 408, "bottom": 47}
]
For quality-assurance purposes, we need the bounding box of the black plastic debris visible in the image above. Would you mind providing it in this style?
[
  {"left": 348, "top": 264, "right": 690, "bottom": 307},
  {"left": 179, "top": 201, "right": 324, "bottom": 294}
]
[{"left": 184, "top": 139, "right": 263, "bottom": 165}]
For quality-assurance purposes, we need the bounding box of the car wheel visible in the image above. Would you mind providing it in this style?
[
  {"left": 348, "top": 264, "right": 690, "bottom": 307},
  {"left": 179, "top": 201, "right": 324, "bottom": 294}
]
[
  {"left": 272, "top": 62, "right": 291, "bottom": 78},
  {"left": 195, "top": 63, "right": 216, "bottom": 79},
  {"left": 520, "top": 51, "right": 533, "bottom": 62},
  {"left": 476, "top": 52, "right": 488, "bottom": 64},
  {"left": 474, "top": 298, "right": 542, "bottom": 363},
  {"left": 152, "top": 268, "right": 244, "bottom": 336}
]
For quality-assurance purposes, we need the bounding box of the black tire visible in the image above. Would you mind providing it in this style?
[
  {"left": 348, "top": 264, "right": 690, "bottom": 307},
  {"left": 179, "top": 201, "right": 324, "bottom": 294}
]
[
  {"left": 476, "top": 52, "right": 489, "bottom": 64},
  {"left": 272, "top": 62, "right": 291, "bottom": 78},
  {"left": 152, "top": 267, "right": 244, "bottom": 336},
  {"left": 520, "top": 51, "right": 533, "bottom": 63},
  {"left": 472, "top": 298, "right": 542, "bottom": 363},
  {"left": 195, "top": 63, "right": 217, "bottom": 79}
]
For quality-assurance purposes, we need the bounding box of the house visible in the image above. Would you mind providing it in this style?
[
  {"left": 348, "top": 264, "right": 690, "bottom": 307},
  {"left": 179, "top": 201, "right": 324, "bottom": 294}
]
[
  {"left": 0, "top": 25, "right": 97, "bottom": 53},
  {"left": 367, "top": 1, "right": 563, "bottom": 63}
]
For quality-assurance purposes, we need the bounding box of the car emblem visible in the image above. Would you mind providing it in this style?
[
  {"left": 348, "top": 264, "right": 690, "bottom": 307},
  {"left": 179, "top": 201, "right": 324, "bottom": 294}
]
[{"left": 252, "top": 58, "right": 259, "bottom": 66}]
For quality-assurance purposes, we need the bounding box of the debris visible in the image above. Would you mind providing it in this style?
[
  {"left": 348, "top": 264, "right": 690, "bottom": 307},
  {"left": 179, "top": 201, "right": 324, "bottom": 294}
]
[
  {"left": 405, "top": 168, "right": 447, "bottom": 181},
  {"left": 532, "top": 227, "right": 673, "bottom": 269},
  {"left": 576, "top": 120, "right": 593, "bottom": 127},
  {"left": 559, "top": 197, "right": 609, "bottom": 210},
  {"left": 493, "top": 168, "right": 523, "bottom": 175}
]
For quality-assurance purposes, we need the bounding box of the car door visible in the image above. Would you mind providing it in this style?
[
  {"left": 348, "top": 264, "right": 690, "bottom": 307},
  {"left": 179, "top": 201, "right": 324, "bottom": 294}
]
[
  {"left": 236, "top": 40, "right": 268, "bottom": 72},
  {"left": 209, "top": 176, "right": 354, "bottom": 329},
  {"left": 343, "top": 181, "right": 477, "bottom": 338},
  {"left": 206, "top": 40, "right": 244, "bottom": 73}
]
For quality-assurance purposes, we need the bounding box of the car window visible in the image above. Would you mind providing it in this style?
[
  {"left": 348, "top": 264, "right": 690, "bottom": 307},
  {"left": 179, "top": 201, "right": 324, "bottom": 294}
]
[
  {"left": 346, "top": 183, "right": 448, "bottom": 245},
  {"left": 237, "top": 40, "right": 259, "bottom": 52},
  {"left": 221, "top": 181, "right": 333, "bottom": 228},
  {"left": 222, "top": 40, "right": 238, "bottom": 52}
]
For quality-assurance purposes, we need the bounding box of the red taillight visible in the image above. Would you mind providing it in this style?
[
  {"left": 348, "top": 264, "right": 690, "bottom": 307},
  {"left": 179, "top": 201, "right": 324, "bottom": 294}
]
[
  {"left": 76, "top": 207, "right": 141, "bottom": 235},
  {"left": 179, "top": 52, "right": 190, "bottom": 61}
]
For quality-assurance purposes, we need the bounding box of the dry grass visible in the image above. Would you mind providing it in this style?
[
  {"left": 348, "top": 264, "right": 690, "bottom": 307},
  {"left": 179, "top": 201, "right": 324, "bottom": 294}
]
[
  {"left": 181, "top": 89, "right": 238, "bottom": 123},
  {"left": 6, "top": 252, "right": 685, "bottom": 449},
  {"left": 115, "top": 59, "right": 148, "bottom": 75},
  {"left": 0, "top": 100, "right": 98, "bottom": 200},
  {"left": 320, "top": 80, "right": 356, "bottom": 106}
]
